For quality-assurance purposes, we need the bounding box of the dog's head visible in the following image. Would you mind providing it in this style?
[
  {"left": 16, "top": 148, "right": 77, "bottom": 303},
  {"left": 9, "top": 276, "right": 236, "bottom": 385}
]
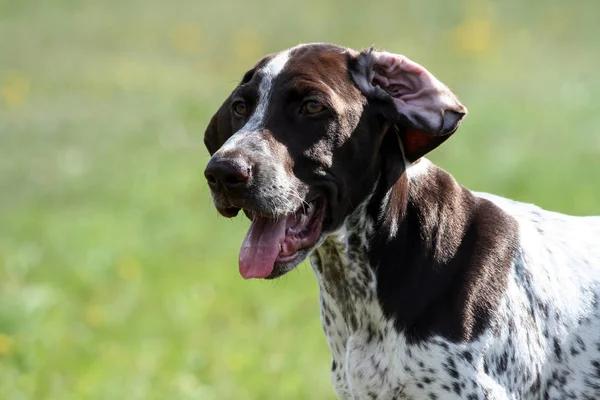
[{"left": 204, "top": 43, "right": 466, "bottom": 279}]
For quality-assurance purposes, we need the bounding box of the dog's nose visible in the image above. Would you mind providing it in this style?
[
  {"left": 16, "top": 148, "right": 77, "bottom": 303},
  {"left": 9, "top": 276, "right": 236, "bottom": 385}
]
[{"left": 204, "top": 156, "right": 252, "bottom": 194}]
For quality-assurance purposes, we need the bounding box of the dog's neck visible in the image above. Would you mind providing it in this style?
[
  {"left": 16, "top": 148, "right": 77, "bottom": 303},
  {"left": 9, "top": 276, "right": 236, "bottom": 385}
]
[{"left": 312, "top": 158, "right": 519, "bottom": 343}]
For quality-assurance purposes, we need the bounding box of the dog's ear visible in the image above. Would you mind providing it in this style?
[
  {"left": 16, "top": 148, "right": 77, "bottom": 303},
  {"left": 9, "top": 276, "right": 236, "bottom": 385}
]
[
  {"left": 204, "top": 68, "right": 258, "bottom": 156},
  {"left": 350, "top": 48, "right": 467, "bottom": 162},
  {"left": 204, "top": 96, "right": 233, "bottom": 156}
]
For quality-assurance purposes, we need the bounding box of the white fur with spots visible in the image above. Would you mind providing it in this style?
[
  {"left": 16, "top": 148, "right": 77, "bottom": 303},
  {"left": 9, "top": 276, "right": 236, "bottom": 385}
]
[{"left": 311, "top": 163, "right": 600, "bottom": 400}]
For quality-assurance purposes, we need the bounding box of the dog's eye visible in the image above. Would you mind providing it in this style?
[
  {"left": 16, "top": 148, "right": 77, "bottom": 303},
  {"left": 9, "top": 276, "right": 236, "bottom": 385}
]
[
  {"left": 232, "top": 101, "right": 248, "bottom": 116},
  {"left": 301, "top": 100, "right": 326, "bottom": 115}
]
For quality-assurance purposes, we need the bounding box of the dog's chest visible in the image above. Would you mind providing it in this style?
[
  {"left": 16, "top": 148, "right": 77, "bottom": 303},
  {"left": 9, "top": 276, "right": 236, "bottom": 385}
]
[
  {"left": 310, "top": 231, "right": 397, "bottom": 399},
  {"left": 309, "top": 228, "right": 468, "bottom": 400}
]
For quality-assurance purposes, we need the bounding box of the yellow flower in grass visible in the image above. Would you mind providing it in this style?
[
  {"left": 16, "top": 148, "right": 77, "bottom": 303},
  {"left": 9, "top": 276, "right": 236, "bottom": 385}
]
[
  {"left": 84, "top": 305, "right": 107, "bottom": 327},
  {"left": 453, "top": 0, "right": 496, "bottom": 54},
  {"left": 117, "top": 257, "right": 141, "bottom": 280},
  {"left": 0, "top": 334, "right": 15, "bottom": 356},
  {"left": 453, "top": 18, "right": 493, "bottom": 54},
  {"left": 1, "top": 72, "right": 29, "bottom": 109}
]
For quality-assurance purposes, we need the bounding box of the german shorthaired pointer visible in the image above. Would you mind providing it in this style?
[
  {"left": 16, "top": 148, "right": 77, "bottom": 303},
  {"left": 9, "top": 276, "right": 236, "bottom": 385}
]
[{"left": 203, "top": 43, "right": 600, "bottom": 399}]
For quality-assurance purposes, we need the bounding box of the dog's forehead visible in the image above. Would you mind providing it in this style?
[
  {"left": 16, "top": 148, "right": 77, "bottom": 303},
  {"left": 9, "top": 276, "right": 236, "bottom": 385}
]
[
  {"left": 252, "top": 44, "right": 354, "bottom": 87},
  {"left": 288, "top": 43, "right": 350, "bottom": 69}
]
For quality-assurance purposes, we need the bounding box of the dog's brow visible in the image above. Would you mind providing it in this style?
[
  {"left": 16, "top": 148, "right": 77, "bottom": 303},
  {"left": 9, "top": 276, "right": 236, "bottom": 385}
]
[
  {"left": 244, "top": 51, "right": 290, "bottom": 130},
  {"left": 219, "top": 49, "right": 291, "bottom": 153}
]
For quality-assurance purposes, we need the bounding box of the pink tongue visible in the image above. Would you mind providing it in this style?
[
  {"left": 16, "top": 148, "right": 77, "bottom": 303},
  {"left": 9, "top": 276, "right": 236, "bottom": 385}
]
[{"left": 239, "top": 216, "right": 289, "bottom": 279}]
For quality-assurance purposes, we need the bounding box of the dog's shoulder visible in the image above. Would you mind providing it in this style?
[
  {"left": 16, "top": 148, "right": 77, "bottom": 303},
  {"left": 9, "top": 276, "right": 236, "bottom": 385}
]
[{"left": 473, "top": 190, "right": 600, "bottom": 263}]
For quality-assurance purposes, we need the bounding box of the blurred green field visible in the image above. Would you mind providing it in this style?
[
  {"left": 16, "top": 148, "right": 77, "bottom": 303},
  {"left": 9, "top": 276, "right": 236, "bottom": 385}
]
[{"left": 0, "top": 0, "right": 599, "bottom": 398}]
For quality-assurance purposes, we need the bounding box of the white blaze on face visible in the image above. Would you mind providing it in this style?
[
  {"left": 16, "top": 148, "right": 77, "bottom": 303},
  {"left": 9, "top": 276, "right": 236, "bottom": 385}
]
[
  {"left": 217, "top": 49, "right": 292, "bottom": 153},
  {"left": 212, "top": 47, "right": 307, "bottom": 217},
  {"left": 224, "top": 45, "right": 328, "bottom": 280}
]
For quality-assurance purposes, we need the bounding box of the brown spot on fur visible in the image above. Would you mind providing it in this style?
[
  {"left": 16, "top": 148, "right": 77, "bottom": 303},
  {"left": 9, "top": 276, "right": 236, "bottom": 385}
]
[{"left": 369, "top": 163, "right": 518, "bottom": 342}]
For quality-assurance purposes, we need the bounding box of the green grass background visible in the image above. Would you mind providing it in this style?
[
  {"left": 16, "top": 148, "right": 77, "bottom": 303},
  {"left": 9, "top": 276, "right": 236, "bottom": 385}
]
[{"left": 1, "top": 0, "right": 599, "bottom": 398}]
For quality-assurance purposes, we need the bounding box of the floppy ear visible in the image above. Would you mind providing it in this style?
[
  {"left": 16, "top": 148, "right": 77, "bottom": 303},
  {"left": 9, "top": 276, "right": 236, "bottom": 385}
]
[
  {"left": 204, "top": 96, "right": 233, "bottom": 156},
  {"left": 350, "top": 48, "right": 467, "bottom": 162}
]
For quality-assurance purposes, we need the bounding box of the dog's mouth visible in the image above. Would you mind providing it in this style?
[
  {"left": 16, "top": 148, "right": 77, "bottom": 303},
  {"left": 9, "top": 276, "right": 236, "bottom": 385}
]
[{"left": 238, "top": 197, "right": 326, "bottom": 279}]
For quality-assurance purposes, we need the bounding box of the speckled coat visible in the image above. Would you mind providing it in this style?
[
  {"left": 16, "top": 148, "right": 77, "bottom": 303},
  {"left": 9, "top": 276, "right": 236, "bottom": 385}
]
[
  {"left": 202, "top": 43, "right": 600, "bottom": 400},
  {"left": 311, "top": 159, "right": 600, "bottom": 400}
]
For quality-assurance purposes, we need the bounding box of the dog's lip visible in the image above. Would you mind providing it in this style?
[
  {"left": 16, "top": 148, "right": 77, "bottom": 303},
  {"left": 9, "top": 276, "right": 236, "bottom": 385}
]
[
  {"left": 240, "top": 195, "right": 324, "bottom": 221},
  {"left": 275, "top": 252, "right": 301, "bottom": 263},
  {"left": 239, "top": 196, "right": 327, "bottom": 279},
  {"left": 275, "top": 197, "right": 326, "bottom": 261},
  {"left": 217, "top": 206, "right": 241, "bottom": 218},
  {"left": 263, "top": 250, "right": 306, "bottom": 279}
]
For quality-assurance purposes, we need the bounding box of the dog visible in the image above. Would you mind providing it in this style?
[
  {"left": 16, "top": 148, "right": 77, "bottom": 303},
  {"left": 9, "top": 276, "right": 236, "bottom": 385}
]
[{"left": 203, "top": 43, "right": 600, "bottom": 399}]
